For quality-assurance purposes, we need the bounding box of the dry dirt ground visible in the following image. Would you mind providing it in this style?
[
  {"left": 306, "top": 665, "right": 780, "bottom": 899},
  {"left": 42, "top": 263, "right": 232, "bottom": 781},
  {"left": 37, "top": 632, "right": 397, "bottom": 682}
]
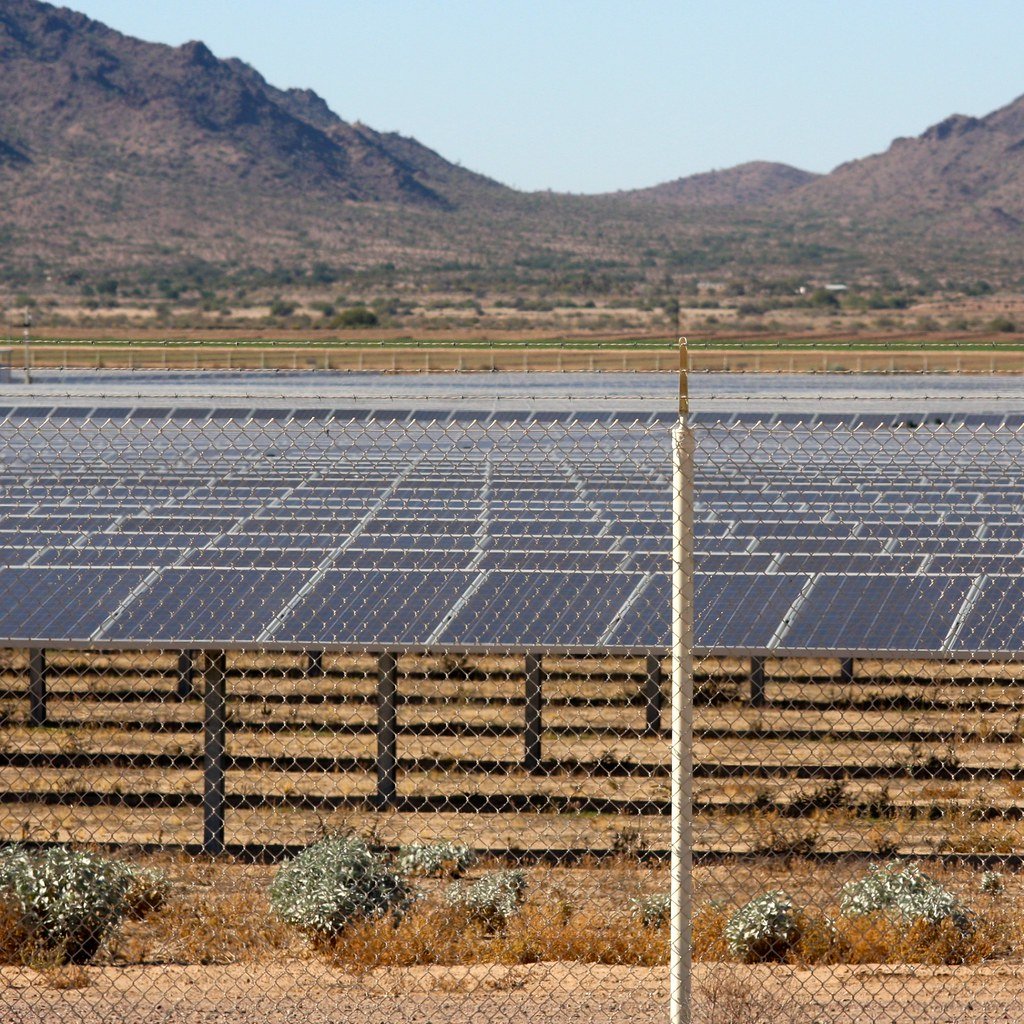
[{"left": 4, "top": 961, "right": 1024, "bottom": 1024}]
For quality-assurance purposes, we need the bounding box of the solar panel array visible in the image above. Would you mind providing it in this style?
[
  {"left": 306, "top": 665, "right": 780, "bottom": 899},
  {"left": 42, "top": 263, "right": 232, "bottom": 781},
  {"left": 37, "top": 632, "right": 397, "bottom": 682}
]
[{"left": 0, "top": 405, "right": 1021, "bottom": 656}]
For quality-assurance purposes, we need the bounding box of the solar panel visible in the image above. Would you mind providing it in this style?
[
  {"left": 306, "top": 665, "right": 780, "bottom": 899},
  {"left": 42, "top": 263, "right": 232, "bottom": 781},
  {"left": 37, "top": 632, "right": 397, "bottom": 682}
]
[
  {"left": 951, "top": 578, "right": 1024, "bottom": 653},
  {"left": 273, "top": 569, "right": 474, "bottom": 646},
  {"left": 780, "top": 575, "right": 972, "bottom": 652},
  {"left": 0, "top": 409, "right": 1022, "bottom": 654},
  {"left": 103, "top": 568, "right": 310, "bottom": 643},
  {"left": 0, "top": 567, "right": 148, "bottom": 642},
  {"left": 436, "top": 570, "right": 643, "bottom": 648}
]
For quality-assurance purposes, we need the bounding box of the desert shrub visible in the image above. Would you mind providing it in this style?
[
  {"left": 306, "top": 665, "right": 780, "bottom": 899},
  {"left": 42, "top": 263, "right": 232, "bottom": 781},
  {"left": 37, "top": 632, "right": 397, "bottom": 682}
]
[
  {"left": 724, "top": 891, "right": 801, "bottom": 963},
  {"left": 445, "top": 870, "right": 527, "bottom": 930},
  {"left": 395, "top": 842, "right": 477, "bottom": 878},
  {"left": 268, "top": 834, "right": 411, "bottom": 937},
  {"left": 334, "top": 305, "right": 378, "bottom": 328},
  {"left": 631, "top": 892, "right": 671, "bottom": 927},
  {"left": 839, "top": 862, "right": 971, "bottom": 931},
  {"left": 0, "top": 845, "right": 30, "bottom": 888},
  {"left": 981, "top": 870, "right": 1005, "bottom": 896},
  {"left": 0, "top": 846, "right": 155, "bottom": 964}
]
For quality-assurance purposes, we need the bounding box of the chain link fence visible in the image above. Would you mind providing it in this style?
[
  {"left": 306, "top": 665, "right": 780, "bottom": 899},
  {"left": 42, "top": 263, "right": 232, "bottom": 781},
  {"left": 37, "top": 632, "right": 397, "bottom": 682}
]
[{"left": 1, "top": 377, "right": 1024, "bottom": 1023}]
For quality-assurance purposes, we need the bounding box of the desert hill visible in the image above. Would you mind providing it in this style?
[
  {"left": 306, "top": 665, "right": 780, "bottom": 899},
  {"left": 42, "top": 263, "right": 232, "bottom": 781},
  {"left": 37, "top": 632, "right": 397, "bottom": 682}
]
[
  {"left": 785, "top": 93, "right": 1024, "bottom": 236},
  {"left": 1, "top": 0, "right": 1023, "bottom": 293},
  {"left": 619, "top": 162, "right": 819, "bottom": 207}
]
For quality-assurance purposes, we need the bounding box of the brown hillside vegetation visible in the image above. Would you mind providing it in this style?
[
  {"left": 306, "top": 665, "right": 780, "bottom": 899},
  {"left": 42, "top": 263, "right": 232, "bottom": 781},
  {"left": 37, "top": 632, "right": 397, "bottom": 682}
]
[
  {"left": 786, "top": 95, "right": 1024, "bottom": 235},
  {"left": 1, "top": 0, "right": 1024, "bottom": 296},
  {"left": 618, "top": 162, "right": 820, "bottom": 207}
]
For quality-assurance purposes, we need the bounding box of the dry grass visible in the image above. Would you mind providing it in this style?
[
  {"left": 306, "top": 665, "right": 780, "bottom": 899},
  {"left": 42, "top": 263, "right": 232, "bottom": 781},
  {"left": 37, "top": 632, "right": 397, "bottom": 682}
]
[
  {"left": 111, "top": 888, "right": 299, "bottom": 965},
  {"left": 316, "top": 898, "right": 667, "bottom": 969},
  {"left": 830, "top": 909, "right": 1015, "bottom": 966},
  {"left": 0, "top": 898, "right": 100, "bottom": 972},
  {"left": 39, "top": 964, "right": 91, "bottom": 989},
  {"left": 0, "top": 898, "right": 31, "bottom": 964}
]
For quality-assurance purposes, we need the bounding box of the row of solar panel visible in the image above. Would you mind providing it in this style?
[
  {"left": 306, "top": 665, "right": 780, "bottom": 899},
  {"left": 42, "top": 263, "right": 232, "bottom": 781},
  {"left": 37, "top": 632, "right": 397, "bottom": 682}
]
[
  {"left": 5, "top": 404, "right": 1024, "bottom": 429},
  {"left": 0, "top": 566, "right": 1019, "bottom": 654},
  {"left": 1, "top": 412, "right": 1022, "bottom": 652}
]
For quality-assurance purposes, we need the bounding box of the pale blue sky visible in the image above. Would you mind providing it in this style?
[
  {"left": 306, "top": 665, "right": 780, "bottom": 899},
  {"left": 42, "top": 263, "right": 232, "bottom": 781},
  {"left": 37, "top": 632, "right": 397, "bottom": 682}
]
[{"left": 66, "top": 1, "right": 1024, "bottom": 193}]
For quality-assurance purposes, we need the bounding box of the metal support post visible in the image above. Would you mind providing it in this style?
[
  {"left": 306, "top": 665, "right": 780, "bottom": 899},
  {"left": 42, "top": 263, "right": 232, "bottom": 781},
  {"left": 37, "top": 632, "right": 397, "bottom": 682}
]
[
  {"left": 28, "top": 648, "right": 47, "bottom": 727},
  {"left": 176, "top": 650, "right": 196, "bottom": 700},
  {"left": 307, "top": 650, "right": 324, "bottom": 677},
  {"left": 376, "top": 652, "right": 398, "bottom": 808},
  {"left": 524, "top": 653, "right": 543, "bottom": 774},
  {"left": 671, "top": 337, "right": 695, "bottom": 1024},
  {"left": 203, "top": 650, "right": 227, "bottom": 857},
  {"left": 840, "top": 657, "right": 855, "bottom": 685},
  {"left": 750, "top": 657, "right": 767, "bottom": 707},
  {"left": 643, "top": 653, "right": 664, "bottom": 735}
]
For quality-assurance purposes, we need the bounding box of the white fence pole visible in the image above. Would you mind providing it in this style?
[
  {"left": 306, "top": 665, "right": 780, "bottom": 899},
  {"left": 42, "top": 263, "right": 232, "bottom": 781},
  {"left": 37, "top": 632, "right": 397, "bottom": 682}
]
[{"left": 670, "top": 338, "right": 695, "bottom": 1024}]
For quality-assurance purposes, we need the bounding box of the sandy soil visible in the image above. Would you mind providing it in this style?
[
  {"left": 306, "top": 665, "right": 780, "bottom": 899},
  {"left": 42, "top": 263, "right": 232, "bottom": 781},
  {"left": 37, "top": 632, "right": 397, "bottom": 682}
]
[{"left": 4, "top": 961, "right": 1024, "bottom": 1024}]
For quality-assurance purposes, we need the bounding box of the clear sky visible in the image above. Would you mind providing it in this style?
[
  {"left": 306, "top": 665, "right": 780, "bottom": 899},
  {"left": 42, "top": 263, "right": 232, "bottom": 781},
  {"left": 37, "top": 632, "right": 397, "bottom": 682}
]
[{"left": 65, "top": 0, "right": 1024, "bottom": 194}]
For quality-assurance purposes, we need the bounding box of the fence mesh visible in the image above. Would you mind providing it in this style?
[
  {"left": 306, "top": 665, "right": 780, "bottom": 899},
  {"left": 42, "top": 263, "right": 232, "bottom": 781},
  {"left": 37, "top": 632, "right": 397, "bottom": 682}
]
[{"left": 1, "top": 376, "right": 1023, "bottom": 1023}]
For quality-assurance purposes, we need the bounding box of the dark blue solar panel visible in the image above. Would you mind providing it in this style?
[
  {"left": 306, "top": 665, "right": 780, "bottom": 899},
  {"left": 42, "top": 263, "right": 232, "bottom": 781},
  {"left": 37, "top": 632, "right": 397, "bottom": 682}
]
[
  {"left": 103, "top": 568, "right": 309, "bottom": 643},
  {"left": 782, "top": 575, "right": 971, "bottom": 652},
  {"left": 0, "top": 411, "right": 1021, "bottom": 653},
  {"left": 775, "top": 554, "right": 925, "bottom": 574},
  {"left": 696, "top": 574, "right": 810, "bottom": 649},
  {"left": 951, "top": 578, "right": 1024, "bottom": 651},
  {"left": 0, "top": 567, "right": 148, "bottom": 641},
  {"left": 273, "top": 570, "right": 473, "bottom": 645},
  {"left": 438, "top": 571, "right": 642, "bottom": 647},
  {"left": 477, "top": 552, "right": 626, "bottom": 572},
  {"left": 607, "top": 572, "right": 810, "bottom": 649},
  {"left": 334, "top": 550, "right": 477, "bottom": 571},
  {"left": 33, "top": 546, "right": 189, "bottom": 568}
]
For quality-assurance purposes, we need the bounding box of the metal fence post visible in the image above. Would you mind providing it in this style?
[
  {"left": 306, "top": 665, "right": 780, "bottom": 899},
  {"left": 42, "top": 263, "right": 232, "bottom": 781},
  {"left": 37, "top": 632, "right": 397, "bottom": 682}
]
[
  {"left": 28, "top": 648, "right": 47, "bottom": 727},
  {"left": 524, "top": 653, "right": 543, "bottom": 774},
  {"left": 750, "top": 656, "right": 767, "bottom": 706},
  {"left": 671, "top": 338, "right": 695, "bottom": 1024},
  {"left": 643, "top": 653, "right": 664, "bottom": 735},
  {"left": 176, "top": 650, "right": 196, "bottom": 700},
  {"left": 203, "top": 650, "right": 227, "bottom": 857},
  {"left": 376, "top": 652, "right": 398, "bottom": 808},
  {"left": 307, "top": 650, "right": 323, "bottom": 677}
]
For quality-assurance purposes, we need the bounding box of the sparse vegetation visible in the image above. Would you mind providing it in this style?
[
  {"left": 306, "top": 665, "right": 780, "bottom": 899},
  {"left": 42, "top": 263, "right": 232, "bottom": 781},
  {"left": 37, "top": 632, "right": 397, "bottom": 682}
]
[
  {"left": 395, "top": 841, "right": 477, "bottom": 878},
  {"left": 725, "top": 891, "right": 802, "bottom": 962},
  {"left": 445, "top": 870, "right": 528, "bottom": 930},
  {"left": 0, "top": 845, "right": 169, "bottom": 965},
  {"left": 268, "top": 833, "right": 411, "bottom": 937}
]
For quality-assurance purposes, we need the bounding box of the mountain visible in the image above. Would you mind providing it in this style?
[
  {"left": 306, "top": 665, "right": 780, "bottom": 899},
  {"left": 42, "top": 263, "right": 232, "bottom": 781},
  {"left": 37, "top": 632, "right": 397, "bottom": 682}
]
[
  {"left": 618, "top": 162, "right": 819, "bottom": 207},
  {"left": 1, "top": 0, "right": 1024, "bottom": 290},
  {"left": 784, "top": 94, "right": 1024, "bottom": 235},
  {"left": 0, "top": 0, "right": 511, "bottom": 276}
]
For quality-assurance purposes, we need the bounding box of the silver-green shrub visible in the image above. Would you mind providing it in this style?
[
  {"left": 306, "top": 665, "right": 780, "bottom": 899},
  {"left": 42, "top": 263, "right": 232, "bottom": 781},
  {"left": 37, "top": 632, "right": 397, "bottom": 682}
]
[
  {"left": 395, "top": 842, "right": 477, "bottom": 878},
  {"left": 724, "top": 890, "right": 800, "bottom": 962},
  {"left": 980, "top": 870, "right": 1005, "bottom": 896},
  {"left": 839, "top": 862, "right": 971, "bottom": 931},
  {"left": 0, "top": 846, "right": 147, "bottom": 963},
  {"left": 269, "top": 834, "right": 411, "bottom": 936},
  {"left": 630, "top": 892, "right": 671, "bottom": 927},
  {"left": 446, "top": 869, "right": 527, "bottom": 930}
]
